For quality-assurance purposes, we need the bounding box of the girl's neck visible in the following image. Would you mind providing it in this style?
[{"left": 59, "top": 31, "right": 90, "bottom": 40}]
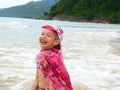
[{"left": 42, "top": 48, "right": 58, "bottom": 51}]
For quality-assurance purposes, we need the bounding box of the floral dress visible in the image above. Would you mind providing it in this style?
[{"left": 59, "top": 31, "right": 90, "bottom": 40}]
[{"left": 35, "top": 48, "right": 73, "bottom": 90}]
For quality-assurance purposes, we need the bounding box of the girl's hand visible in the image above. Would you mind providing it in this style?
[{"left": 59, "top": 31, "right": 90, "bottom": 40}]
[{"left": 40, "top": 57, "right": 49, "bottom": 68}]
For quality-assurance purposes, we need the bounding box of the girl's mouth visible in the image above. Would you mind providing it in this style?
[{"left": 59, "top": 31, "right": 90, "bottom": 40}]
[{"left": 40, "top": 39, "right": 47, "bottom": 45}]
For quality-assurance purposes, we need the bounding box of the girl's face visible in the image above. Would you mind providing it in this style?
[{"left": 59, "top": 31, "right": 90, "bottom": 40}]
[{"left": 39, "top": 29, "right": 60, "bottom": 50}]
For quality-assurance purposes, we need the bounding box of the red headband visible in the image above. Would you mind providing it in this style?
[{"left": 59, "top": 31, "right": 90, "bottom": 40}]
[{"left": 41, "top": 25, "right": 64, "bottom": 41}]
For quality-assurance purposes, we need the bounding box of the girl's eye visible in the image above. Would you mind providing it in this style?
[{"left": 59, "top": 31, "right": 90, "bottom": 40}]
[
  {"left": 41, "top": 32, "right": 44, "bottom": 35},
  {"left": 47, "top": 34, "right": 52, "bottom": 37}
]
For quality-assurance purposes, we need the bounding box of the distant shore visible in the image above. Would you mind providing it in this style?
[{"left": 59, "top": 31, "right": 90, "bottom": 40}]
[
  {"left": 52, "top": 14, "right": 109, "bottom": 23},
  {"left": 35, "top": 14, "right": 110, "bottom": 24}
]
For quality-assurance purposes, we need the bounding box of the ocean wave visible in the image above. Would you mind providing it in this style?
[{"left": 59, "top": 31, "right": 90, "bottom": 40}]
[
  {"left": 0, "top": 17, "right": 120, "bottom": 90},
  {"left": 9, "top": 79, "right": 33, "bottom": 90},
  {"left": 0, "top": 21, "right": 29, "bottom": 29},
  {"left": 9, "top": 79, "right": 91, "bottom": 90}
]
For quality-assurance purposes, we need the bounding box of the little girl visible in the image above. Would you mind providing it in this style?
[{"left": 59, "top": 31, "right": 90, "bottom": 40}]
[{"left": 32, "top": 25, "right": 73, "bottom": 90}]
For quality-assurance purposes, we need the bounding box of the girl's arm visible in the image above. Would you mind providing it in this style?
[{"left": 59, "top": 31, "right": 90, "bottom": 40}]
[
  {"left": 32, "top": 69, "right": 39, "bottom": 90},
  {"left": 49, "top": 82, "right": 55, "bottom": 90},
  {"left": 41, "top": 58, "right": 55, "bottom": 90}
]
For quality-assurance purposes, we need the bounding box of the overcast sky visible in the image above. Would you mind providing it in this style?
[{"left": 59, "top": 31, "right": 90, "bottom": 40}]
[{"left": 0, "top": 0, "right": 40, "bottom": 8}]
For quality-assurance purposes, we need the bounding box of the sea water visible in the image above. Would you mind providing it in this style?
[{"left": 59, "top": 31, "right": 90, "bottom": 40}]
[{"left": 0, "top": 17, "right": 120, "bottom": 90}]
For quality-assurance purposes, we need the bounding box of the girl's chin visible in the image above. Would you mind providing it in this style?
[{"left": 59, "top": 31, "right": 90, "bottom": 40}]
[
  {"left": 40, "top": 46, "right": 46, "bottom": 49},
  {"left": 40, "top": 45, "right": 49, "bottom": 50},
  {"left": 40, "top": 46, "right": 54, "bottom": 50}
]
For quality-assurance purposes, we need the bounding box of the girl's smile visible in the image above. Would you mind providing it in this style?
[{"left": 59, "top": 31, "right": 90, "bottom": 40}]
[{"left": 40, "top": 38, "right": 47, "bottom": 45}]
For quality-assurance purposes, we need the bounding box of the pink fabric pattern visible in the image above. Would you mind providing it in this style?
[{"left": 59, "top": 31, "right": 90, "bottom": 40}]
[{"left": 35, "top": 48, "right": 73, "bottom": 90}]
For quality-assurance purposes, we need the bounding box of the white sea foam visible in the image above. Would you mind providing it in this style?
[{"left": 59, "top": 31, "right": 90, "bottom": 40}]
[
  {"left": 0, "top": 21, "right": 29, "bottom": 29},
  {"left": 0, "top": 17, "right": 120, "bottom": 90}
]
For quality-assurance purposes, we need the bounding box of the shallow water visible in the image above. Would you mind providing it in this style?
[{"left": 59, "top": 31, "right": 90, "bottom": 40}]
[{"left": 0, "top": 17, "right": 120, "bottom": 90}]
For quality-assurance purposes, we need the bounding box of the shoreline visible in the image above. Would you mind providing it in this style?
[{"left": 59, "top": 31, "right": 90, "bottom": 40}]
[
  {"left": 0, "top": 16, "right": 119, "bottom": 24},
  {"left": 35, "top": 14, "right": 110, "bottom": 24},
  {"left": 52, "top": 14, "right": 109, "bottom": 24}
]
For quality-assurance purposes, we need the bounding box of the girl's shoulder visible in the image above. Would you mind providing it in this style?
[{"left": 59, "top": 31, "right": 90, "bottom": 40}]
[
  {"left": 45, "top": 49, "right": 63, "bottom": 67},
  {"left": 45, "top": 48, "right": 61, "bottom": 57},
  {"left": 36, "top": 48, "right": 63, "bottom": 63}
]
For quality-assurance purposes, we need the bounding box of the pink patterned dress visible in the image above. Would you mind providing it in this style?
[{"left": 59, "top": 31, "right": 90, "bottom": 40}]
[{"left": 35, "top": 48, "right": 73, "bottom": 90}]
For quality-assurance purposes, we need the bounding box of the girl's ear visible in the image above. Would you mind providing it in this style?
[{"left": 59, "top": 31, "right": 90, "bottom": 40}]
[{"left": 54, "top": 39, "right": 60, "bottom": 46}]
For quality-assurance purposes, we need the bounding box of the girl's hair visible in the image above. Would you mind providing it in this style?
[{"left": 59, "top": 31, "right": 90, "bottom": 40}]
[{"left": 54, "top": 43, "right": 61, "bottom": 50}]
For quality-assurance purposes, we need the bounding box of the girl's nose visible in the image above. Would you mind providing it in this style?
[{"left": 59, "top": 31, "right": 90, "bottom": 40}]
[
  {"left": 40, "top": 34, "right": 46, "bottom": 39},
  {"left": 41, "top": 35, "right": 46, "bottom": 38}
]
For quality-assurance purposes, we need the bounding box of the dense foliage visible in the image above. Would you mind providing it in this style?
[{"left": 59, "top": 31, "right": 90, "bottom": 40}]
[
  {"left": 48, "top": 0, "right": 120, "bottom": 23},
  {"left": 0, "top": 0, "right": 58, "bottom": 18}
]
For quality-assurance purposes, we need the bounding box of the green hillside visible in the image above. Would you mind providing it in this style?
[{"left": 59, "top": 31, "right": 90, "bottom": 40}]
[
  {"left": 48, "top": 0, "right": 120, "bottom": 23},
  {"left": 0, "top": 0, "right": 59, "bottom": 18}
]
